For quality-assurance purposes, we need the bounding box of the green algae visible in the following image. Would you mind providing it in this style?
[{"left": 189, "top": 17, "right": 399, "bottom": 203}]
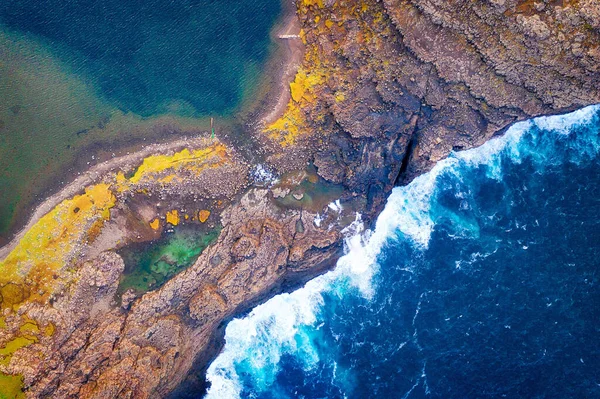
[
  {"left": 0, "top": 372, "right": 24, "bottom": 399},
  {"left": 117, "top": 224, "right": 221, "bottom": 297}
]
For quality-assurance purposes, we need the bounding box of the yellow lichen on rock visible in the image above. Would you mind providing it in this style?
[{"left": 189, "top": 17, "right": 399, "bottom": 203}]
[
  {"left": 166, "top": 210, "right": 180, "bottom": 226},
  {"left": 266, "top": 102, "right": 306, "bottom": 146},
  {"left": 149, "top": 218, "right": 161, "bottom": 230},
  {"left": 198, "top": 210, "right": 211, "bottom": 223},
  {"left": 289, "top": 69, "right": 325, "bottom": 103},
  {"left": 128, "top": 144, "right": 229, "bottom": 185},
  {"left": 0, "top": 336, "right": 37, "bottom": 367},
  {"left": 0, "top": 184, "right": 116, "bottom": 306},
  {"left": 115, "top": 171, "right": 128, "bottom": 192},
  {"left": 0, "top": 372, "right": 25, "bottom": 399},
  {"left": 0, "top": 140, "right": 233, "bottom": 312},
  {"left": 302, "top": 0, "right": 324, "bottom": 7}
]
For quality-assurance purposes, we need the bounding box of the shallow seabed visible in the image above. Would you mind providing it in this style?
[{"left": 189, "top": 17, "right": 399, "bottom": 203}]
[{"left": 0, "top": 0, "right": 281, "bottom": 239}]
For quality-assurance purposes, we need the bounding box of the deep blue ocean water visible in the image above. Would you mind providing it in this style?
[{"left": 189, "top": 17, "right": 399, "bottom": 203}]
[
  {"left": 0, "top": 0, "right": 280, "bottom": 116},
  {"left": 205, "top": 106, "right": 600, "bottom": 398}
]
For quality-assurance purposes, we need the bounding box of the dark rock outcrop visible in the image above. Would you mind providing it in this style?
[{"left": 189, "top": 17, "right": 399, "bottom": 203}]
[{"left": 2, "top": 0, "right": 599, "bottom": 397}]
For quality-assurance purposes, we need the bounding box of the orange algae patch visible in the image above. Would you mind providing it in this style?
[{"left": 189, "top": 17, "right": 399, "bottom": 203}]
[
  {"left": 198, "top": 210, "right": 211, "bottom": 223},
  {"left": 128, "top": 144, "right": 229, "bottom": 185},
  {"left": 166, "top": 210, "right": 180, "bottom": 226},
  {"left": 149, "top": 218, "right": 161, "bottom": 230},
  {"left": 0, "top": 184, "right": 116, "bottom": 305}
]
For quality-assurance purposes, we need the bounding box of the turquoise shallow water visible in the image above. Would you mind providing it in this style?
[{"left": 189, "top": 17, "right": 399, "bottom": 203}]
[
  {"left": 0, "top": 0, "right": 280, "bottom": 241},
  {"left": 0, "top": 0, "right": 280, "bottom": 117},
  {"left": 204, "top": 106, "right": 600, "bottom": 398}
]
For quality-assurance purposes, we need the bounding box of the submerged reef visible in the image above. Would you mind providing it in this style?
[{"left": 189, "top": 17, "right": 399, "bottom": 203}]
[{"left": 1, "top": 0, "right": 599, "bottom": 397}]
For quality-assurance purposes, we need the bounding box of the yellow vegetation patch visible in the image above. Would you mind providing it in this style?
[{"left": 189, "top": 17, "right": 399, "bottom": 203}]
[
  {"left": 198, "top": 210, "right": 211, "bottom": 223},
  {"left": 299, "top": 29, "right": 307, "bottom": 44},
  {"left": 0, "top": 184, "right": 116, "bottom": 307},
  {"left": 44, "top": 322, "right": 55, "bottom": 337},
  {"left": 266, "top": 60, "right": 328, "bottom": 146},
  {"left": 19, "top": 321, "right": 39, "bottom": 336},
  {"left": 0, "top": 372, "right": 25, "bottom": 399},
  {"left": 149, "top": 218, "right": 161, "bottom": 230},
  {"left": 302, "top": 0, "right": 324, "bottom": 7},
  {"left": 266, "top": 102, "right": 306, "bottom": 146},
  {"left": 0, "top": 336, "right": 36, "bottom": 367},
  {"left": 0, "top": 140, "right": 231, "bottom": 313},
  {"left": 290, "top": 69, "right": 326, "bottom": 104},
  {"left": 115, "top": 171, "right": 128, "bottom": 190},
  {"left": 166, "top": 210, "right": 180, "bottom": 226},
  {"left": 128, "top": 144, "right": 228, "bottom": 185}
]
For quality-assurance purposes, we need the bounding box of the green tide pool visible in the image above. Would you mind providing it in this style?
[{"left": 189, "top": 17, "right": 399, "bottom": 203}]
[{"left": 117, "top": 224, "right": 221, "bottom": 297}]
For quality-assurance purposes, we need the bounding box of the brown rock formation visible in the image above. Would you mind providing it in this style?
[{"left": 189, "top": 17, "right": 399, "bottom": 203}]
[{"left": 1, "top": 0, "right": 599, "bottom": 397}]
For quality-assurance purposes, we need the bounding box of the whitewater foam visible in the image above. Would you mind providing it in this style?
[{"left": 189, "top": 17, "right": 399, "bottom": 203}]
[
  {"left": 204, "top": 105, "right": 600, "bottom": 398},
  {"left": 206, "top": 212, "right": 389, "bottom": 398}
]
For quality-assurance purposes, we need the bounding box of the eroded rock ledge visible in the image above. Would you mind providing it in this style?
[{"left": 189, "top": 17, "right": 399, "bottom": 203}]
[{"left": 0, "top": 0, "right": 599, "bottom": 397}]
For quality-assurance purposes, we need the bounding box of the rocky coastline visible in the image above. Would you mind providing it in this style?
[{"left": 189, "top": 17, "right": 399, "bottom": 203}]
[{"left": 0, "top": 0, "right": 599, "bottom": 398}]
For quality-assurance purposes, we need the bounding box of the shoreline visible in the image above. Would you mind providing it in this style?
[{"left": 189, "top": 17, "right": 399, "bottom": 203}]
[
  {"left": 0, "top": 136, "right": 212, "bottom": 261},
  {"left": 259, "top": 12, "right": 304, "bottom": 128},
  {"left": 0, "top": 0, "right": 301, "bottom": 259},
  {"left": 3, "top": 1, "right": 597, "bottom": 397}
]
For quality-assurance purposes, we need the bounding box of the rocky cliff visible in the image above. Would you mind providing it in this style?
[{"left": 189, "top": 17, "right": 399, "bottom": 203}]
[{"left": 0, "top": 0, "right": 599, "bottom": 397}]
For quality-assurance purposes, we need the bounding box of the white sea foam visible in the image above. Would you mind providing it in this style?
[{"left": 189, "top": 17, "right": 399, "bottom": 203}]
[
  {"left": 328, "top": 199, "right": 343, "bottom": 213},
  {"left": 533, "top": 105, "right": 599, "bottom": 134},
  {"left": 205, "top": 105, "right": 600, "bottom": 398},
  {"left": 206, "top": 211, "right": 392, "bottom": 397},
  {"left": 252, "top": 164, "right": 278, "bottom": 186}
]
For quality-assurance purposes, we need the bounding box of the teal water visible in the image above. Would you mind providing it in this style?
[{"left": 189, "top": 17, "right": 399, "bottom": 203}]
[
  {"left": 117, "top": 224, "right": 221, "bottom": 297},
  {"left": 0, "top": 0, "right": 281, "bottom": 117},
  {"left": 0, "top": 0, "right": 281, "bottom": 243}
]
